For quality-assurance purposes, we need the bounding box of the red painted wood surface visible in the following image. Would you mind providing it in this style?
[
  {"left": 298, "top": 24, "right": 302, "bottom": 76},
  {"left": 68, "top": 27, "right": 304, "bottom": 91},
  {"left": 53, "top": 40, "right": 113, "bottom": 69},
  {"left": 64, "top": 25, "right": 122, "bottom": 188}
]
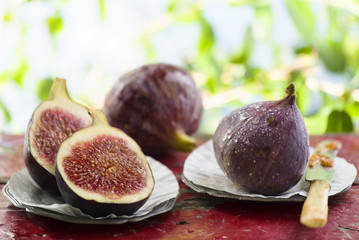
[{"left": 0, "top": 134, "right": 358, "bottom": 240}]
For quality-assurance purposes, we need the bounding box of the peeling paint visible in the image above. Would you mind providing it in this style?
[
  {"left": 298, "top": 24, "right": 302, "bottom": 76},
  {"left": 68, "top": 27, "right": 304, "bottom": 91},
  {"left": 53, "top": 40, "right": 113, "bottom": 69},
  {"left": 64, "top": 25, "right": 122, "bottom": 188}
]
[{"left": 339, "top": 225, "right": 359, "bottom": 232}]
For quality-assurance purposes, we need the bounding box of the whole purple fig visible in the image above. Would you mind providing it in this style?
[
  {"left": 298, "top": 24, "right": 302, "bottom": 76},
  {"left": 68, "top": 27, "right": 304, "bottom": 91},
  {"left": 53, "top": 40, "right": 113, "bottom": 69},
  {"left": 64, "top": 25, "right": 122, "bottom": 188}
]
[
  {"left": 213, "top": 83, "right": 309, "bottom": 195},
  {"left": 103, "top": 63, "right": 203, "bottom": 156}
]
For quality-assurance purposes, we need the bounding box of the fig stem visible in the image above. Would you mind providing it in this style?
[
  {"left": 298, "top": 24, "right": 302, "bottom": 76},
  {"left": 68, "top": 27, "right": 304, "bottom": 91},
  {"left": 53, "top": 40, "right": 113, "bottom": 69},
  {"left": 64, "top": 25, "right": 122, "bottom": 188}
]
[
  {"left": 89, "top": 110, "right": 109, "bottom": 126},
  {"left": 50, "top": 77, "right": 71, "bottom": 101},
  {"left": 171, "top": 130, "right": 196, "bottom": 152},
  {"left": 285, "top": 82, "right": 296, "bottom": 96},
  {"left": 282, "top": 82, "right": 297, "bottom": 106}
]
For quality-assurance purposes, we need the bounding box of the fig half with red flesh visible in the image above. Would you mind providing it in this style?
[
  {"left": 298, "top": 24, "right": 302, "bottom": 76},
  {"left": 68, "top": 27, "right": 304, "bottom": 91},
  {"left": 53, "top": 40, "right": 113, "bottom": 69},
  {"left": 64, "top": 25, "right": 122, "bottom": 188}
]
[
  {"left": 103, "top": 63, "right": 203, "bottom": 156},
  {"left": 55, "top": 110, "right": 155, "bottom": 217},
  {"left": 24, "top": 78, "right": 92, "bottom": 194}
]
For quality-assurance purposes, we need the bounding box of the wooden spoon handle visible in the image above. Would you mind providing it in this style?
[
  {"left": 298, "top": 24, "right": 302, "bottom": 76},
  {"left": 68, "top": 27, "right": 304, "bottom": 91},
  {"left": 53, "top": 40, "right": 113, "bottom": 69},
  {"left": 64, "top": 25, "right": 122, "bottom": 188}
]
[{"left": 300, "top": 179, "right": 330, "bottom": 228}]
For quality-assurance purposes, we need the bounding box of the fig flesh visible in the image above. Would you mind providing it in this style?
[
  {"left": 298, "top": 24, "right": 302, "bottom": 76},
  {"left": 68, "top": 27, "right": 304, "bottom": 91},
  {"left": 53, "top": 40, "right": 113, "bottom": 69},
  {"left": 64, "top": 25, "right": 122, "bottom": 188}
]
[
  {"left": 55, "top": 110, "right": 155, "bottom": 217},
  {"left": 213, "top": 83, "right": 309, "bottom": 195},
  {"left": 103, "top": 63, "right": 203, "bottom": 156},
  {"left": 24, "top": 78, "right": 92, "bottom": 193}
]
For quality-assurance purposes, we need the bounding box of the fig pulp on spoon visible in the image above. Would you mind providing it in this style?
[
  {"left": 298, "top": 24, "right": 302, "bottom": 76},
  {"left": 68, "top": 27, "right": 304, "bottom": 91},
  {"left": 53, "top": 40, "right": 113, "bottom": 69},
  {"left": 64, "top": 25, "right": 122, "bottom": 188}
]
[
  {"left": 103, "top": 63, "right": 203, "bottom": 156},
  {"left": 213, "top": 83, "right": 309, "bottom": 195},
  {"left": 24, "top": 78, "right": 92, "bottom": 194},
  {"left": 55, "top": 110, "right": 155, "bottom": 217}
]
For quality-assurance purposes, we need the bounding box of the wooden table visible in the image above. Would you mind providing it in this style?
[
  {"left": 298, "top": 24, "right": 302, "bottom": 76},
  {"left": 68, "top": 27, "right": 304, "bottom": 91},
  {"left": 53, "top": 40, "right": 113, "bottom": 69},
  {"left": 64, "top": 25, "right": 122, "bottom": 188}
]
[{"left": 0, "top": 134, "right": 358, "bottom": 240}]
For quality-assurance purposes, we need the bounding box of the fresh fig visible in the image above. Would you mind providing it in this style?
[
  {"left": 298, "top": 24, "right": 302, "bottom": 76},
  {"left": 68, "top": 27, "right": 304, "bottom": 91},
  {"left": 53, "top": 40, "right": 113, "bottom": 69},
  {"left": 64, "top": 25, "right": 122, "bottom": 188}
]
[
  {"left": 213, "top": 82, "right": 309, "bottom": 195},
  {"left": 103, "top": 63, "right": 203, "bottom": 156},
  {"left": 24, "top": 78, "right": 92, "bottom": 193},
  {"left": 55, "top": 110, "right": 155, "bottom": 217}
]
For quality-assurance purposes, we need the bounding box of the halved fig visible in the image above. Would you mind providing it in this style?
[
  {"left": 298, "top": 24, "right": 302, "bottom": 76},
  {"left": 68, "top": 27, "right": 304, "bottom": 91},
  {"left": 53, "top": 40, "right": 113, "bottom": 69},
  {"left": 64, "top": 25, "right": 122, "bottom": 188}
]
[
  {"left": 24, "top": 78, "right": 92, "bottom": 194},
  {"left": 55, "top": 110, "right": 155, "bottom": 217}
]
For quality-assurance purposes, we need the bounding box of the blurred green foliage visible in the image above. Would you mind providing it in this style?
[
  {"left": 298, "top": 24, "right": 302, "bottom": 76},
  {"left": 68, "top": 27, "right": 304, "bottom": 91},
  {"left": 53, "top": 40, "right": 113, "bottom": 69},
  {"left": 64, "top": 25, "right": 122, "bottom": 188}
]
[
  {"left": 46, "top": 14, "right": 64, "bottom": 37},
  {"left": 36, "top": 78, "right": 54, "bottom": 101},
  {"left": 1, "top": 0, "right": 359, "bottom": 135},
  {"left": 145, "top": 0, "right": 359, "bottom": 135}
]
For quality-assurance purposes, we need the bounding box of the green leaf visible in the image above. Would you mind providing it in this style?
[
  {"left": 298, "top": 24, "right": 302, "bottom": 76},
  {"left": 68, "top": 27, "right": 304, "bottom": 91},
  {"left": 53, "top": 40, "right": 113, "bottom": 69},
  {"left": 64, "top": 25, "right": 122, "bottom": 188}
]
[
  {"left": 295, "top": 46, "right": 313, "bottom": 55},
  {"left": 325, "top": 110, "right": 354, "bottom": 133},
  {"left": 285, "top": 0, "right": 315, "bottom": 43},
  {"left": 167, "top": 0, "right": 178, "bottom": 12},
  {"left": 172, "top": 9, "right": 200, "bottom": 23},
  {"left": 36, "top": 78, "right": 53, "bottom": 101},
  {"left": 198, "top": 16, "right": 214, "bottom": 55},
  {"left": 141, "top": 35, "right": 156, "bottom": 62},
  {"left": 3, "top": 10, "right": 12, "bottom": 22},
  {"left": 206, "top": 76, "right": 217, "bottom": 93},
  {"left": 167, "top": 0, "right": 200, "bottom": 23},
  {"left": 317, "top": 40, "right": 347, "bottom": 73},
  {"left": 346, "top": 101, "right": 359, "bottom": 117},
  {"left": 227, "top": 0, "right": 271, "bottom": 7},
  {"left": 98, "top": 0, "right": 105, "bottom": 21},
  {"left": 47, "top": 14, "right": 63, "bottom": 36},
  {"left": 231, "top": 27, "right": 253, "bottom": 64},
  {"left": 196, "top": 54, "right": 223, "bottom": 93},
  {"left": 0, "top": 101, "right": 11, "bottom": 123},
  {"left": 295, "top": 82, "right": 312, "bottom": 116},
  {"left": 13, "top": 59, "right": 28, "bottom": 86}
]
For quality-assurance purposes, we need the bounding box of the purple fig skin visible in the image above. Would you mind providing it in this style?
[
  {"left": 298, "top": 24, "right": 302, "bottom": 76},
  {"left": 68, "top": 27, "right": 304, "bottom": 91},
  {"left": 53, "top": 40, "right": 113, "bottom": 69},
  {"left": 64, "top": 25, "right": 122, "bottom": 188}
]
[
  {"left": 23, "top": 78, "right": 91, "bottom": 195},
  {"left": 24, "top": 118, "right": 60, "bottom": 195},
  {"left": 55, "top": 169, "right": 149, "bottom": 217},
  {"left": 103, "top": 63, "right": 203, "bottom": 156},
  {"left": 213, "top": 83, "right": 309, "bottom": 195}
]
